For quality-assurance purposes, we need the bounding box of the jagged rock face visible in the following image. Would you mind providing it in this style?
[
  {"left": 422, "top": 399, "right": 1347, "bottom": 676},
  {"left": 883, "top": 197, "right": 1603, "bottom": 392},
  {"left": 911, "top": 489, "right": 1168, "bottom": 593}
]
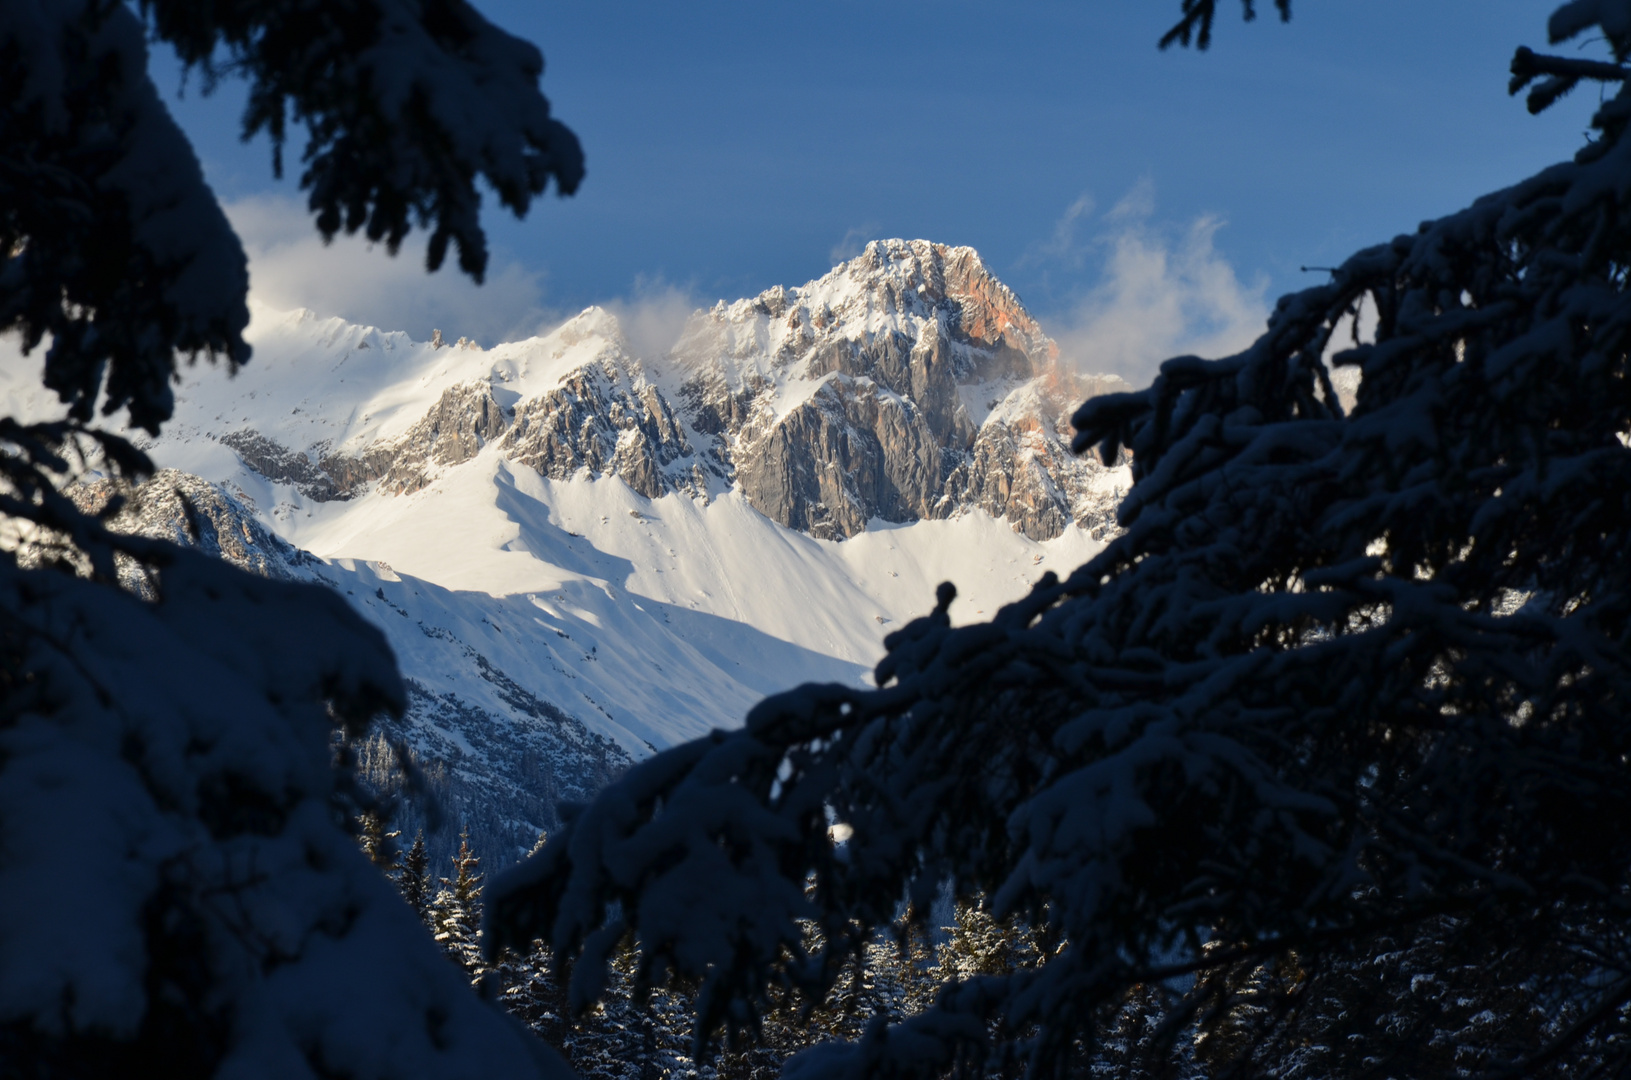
[
  {"left": 673, "top": 239, "right": 1123, "bottom": 540},
  {"left": 214, "top": 240, "right": 1130, "bottom": 542},
  {"left": 221, "top": 380, "right": 513, "bottom": 502},
  {"left": 69, "top": 469, "right": 317, "bottom": 586},
  {"left": 378, "top": 379, "right": 509, "bottom": 494},
  {"left": 219, "top": 430, "right": 342, "bottom": 501},
  {"left": 218, "top": 334, "right": 709, "bottom": 507},
  {"left": 326, "top": 380, "right": 511, "bottom": 496},
  {"left": 499, "top": 363, "right": 697, "bottom": 500},
  {"left": 730, "top": 376, "right": 944, "bottom": 539},
  {"left": 940, "top": 370, "right": 1134, "bottom": 541}
]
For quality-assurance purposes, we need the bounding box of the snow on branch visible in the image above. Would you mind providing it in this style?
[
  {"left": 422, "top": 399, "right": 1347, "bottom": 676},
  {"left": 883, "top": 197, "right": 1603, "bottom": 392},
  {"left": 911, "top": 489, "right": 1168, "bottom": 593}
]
[
  {"left": 489, "top": 2, "right": 1631, "bottom": 1076},
  {"left": 0, "top": 543, "right": 578, "bottom": 1077},
  {"left": 0, "top": 0, "right": 251, "bottom": 434},
  {"left": 140, "top": 0, "right": 585, "bottom": 282}
]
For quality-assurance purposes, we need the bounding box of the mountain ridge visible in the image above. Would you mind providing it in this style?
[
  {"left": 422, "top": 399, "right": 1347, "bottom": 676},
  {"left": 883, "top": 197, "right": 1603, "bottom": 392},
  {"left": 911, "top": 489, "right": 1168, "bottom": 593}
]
[{"left": 174, "top": 239, "right": 1131, "bottom": 543}]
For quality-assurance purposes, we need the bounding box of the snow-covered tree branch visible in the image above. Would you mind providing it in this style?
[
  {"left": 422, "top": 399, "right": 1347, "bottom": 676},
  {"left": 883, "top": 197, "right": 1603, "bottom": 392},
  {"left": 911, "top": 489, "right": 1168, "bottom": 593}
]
[
  {"left": 1, "top": 0, "right": 582, "bottom": 439},
  {"left": 487, "top": 3, "right": 1631, "bottom": 1077},
  {"left": 2, "top": 1, "right": 581, "bottom": 1075}
]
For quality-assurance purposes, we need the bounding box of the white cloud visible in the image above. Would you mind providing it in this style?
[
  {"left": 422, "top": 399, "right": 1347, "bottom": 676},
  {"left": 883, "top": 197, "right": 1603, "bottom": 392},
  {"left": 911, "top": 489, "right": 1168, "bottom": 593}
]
[
  {"left": 604, "top": 277, "right": 701, "bottom": 361},
  {"left": 829, "top": 224, "right": 881, "bottom": 265},
  {"left": 1104, "top": 178, "right": 1156, "bottom": 224},
  {"left": 1037, "top": 186, "right": 1269, "bottom": 385},
  {"left": 1017, "top": 191, "right": 1096, "bottom": 270},
  {"left": 225, "top": 194, "right": 560, "bottom": 345}
]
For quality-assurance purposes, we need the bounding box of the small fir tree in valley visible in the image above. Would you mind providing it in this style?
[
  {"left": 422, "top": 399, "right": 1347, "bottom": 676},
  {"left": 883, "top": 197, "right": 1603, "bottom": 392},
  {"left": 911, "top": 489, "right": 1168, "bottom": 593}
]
[
  {"left": 937, "top": 894, "right": 1042, "bottom": 982},
  {"left": 715, "top": 911, "right": 936, "bottom": 1080},
  {"left": 432, "top": 827, "right": 486, "bottom": 981},
  {"left": 558, "top": 937, "right": 652, "bottom": 1080},
  {"left": 534, "top": 932, "right": 703, "bottom": 1080},
  {"left": 874, "top": 915, "right": 938, "bottom": 1021},
  {"left": 401, "top": 830, "right": 431, "bottom": 920},
  {"left": 357, "top": 806, "right": 401, "bottom": 874},
  {"left": 1092, "top": 981, "right": 1190, "bottom": 1080},
  {"left": 492, "top": 831, "right": 573, "bottom": 1049},
  {"left": 930, "top": 896, "right": 1047, "bottom": 1078},
  {"left": 495, "top": 940, "right": 572, "bottom": 1054}
]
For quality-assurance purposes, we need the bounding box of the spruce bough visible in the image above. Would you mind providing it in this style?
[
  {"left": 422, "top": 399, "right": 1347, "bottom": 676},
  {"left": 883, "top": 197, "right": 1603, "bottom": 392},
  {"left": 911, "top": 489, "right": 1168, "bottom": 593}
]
[{"left": 487, "top": 4, "right": 1631, "bottom": 1077}]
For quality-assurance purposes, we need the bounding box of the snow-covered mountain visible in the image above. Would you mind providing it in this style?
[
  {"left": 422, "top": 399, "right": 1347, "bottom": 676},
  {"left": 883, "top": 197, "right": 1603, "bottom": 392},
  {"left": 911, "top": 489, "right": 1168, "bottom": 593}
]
[
  {"left": 4, "top": 240, "right": 1131, "bottom": 865},
  {"left": 149, "top": 239, "right": 1130, "bottom": 543},
  {"left": 669, "top": 240, "right": 1130, "bottom": 540}
]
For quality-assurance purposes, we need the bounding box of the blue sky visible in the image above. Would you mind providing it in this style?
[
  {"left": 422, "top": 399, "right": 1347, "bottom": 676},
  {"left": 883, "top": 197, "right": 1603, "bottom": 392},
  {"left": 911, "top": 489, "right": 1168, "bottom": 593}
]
[{"left": 159, "top": 1, "right": 1605, "bottom": 376}]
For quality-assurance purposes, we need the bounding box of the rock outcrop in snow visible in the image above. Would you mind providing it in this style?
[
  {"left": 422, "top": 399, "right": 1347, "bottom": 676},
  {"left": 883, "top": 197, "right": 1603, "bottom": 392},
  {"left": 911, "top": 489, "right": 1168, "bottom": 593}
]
[
  {"left": 673, "top": 240, "right": 1129, "bottom": 539},
  {"left": 498, "top": 361, "right": 702, "bottom": 500},
  {"left": 332, "top": 379, "right": 512, "bottom": 496},
  {"left": 69, "top": 468, "right": 318, "bottom": 582}
]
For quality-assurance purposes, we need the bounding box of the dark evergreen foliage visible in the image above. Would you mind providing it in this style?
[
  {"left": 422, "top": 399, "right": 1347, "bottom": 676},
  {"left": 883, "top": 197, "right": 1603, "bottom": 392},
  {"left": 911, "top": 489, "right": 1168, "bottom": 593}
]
[
  {"left": 432, "top": 826, "right": 487, "bottom": 979},
  {"left": 0, "top": 2, "right": 248, "bottom": 437},
  {"left": 1158, "top": 0, "right": 1290, "bottom": 52},
  {"left": 489, "top": 4, "right": 1631, "bottom": 1078},
  {"left": 403, "top": 830, "right": 432, "bottom": 919},
  {"left": 1, "top": 2, "right": 580, "bottom": 1076},
  {"left": 3, "top": 0, "right": 578, "bottom": 447},
  {"left": 138, "top": 0, "right": 583, "bottom": 283}
]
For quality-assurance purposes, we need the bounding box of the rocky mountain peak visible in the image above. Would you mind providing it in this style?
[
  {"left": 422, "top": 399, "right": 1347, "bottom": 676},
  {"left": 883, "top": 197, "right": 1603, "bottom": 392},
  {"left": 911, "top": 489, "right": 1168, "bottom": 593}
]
[
  {"left": 674, "top": 239, "right": 1049, "bottom": 392},
  {"left": 203, "top": 241, "right": 1130, "bottom": 543},
  {"left": 839, "top": 239, "right": 1053, "bottom": 363},
  {"left": 666, "top": 240, "right": 1125, "bottom": 540}
]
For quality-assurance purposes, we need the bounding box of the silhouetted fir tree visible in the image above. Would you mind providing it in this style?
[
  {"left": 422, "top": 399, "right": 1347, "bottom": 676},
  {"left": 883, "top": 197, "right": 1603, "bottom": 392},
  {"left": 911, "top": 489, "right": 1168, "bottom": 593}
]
[{"left": 401, "top": 831, "right": 431, "bottom": 919}]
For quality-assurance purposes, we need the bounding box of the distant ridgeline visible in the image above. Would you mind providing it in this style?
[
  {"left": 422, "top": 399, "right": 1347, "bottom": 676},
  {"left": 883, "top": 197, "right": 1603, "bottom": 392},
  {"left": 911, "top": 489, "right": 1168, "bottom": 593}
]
[
  {"left": 84, "top": 240, "right": 1132, "bottom": 874},
  {"left": 202, "top": 239, "right": 1131, "bottom": 542}
]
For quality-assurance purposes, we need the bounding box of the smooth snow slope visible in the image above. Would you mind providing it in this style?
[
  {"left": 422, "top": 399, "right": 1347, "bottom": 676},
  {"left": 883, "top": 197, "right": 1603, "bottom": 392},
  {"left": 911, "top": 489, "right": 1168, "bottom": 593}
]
[
  {"left": 151, "top": 439, "right": 1099, "bottom": 753},
  {"left": 287, "top": 452, "right": 1100, "bottom": 662}
]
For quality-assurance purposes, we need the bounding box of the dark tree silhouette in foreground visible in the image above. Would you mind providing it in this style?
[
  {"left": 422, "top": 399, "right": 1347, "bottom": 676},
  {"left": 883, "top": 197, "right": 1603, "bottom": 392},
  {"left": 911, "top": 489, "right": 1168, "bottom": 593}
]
[
  {"left": 488, "top": 4, "right": 1631, "bottom": 1078},
  {"left": 1, "top": 1, "right": 578, "bottom": 1076}
]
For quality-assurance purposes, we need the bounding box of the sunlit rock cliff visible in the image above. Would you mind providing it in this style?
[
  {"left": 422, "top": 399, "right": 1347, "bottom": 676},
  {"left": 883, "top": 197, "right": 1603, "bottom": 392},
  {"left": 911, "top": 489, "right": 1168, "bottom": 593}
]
[{"left": 198, "top": 239, "right": 1130, "bottom": 543}]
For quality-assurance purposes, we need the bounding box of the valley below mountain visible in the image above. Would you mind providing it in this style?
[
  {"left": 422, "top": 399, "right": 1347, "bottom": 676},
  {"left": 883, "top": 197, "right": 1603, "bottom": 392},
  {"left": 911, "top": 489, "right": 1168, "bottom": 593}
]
[{"left": 4, "top": 240, "right": 1133, "bottom": 870}]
